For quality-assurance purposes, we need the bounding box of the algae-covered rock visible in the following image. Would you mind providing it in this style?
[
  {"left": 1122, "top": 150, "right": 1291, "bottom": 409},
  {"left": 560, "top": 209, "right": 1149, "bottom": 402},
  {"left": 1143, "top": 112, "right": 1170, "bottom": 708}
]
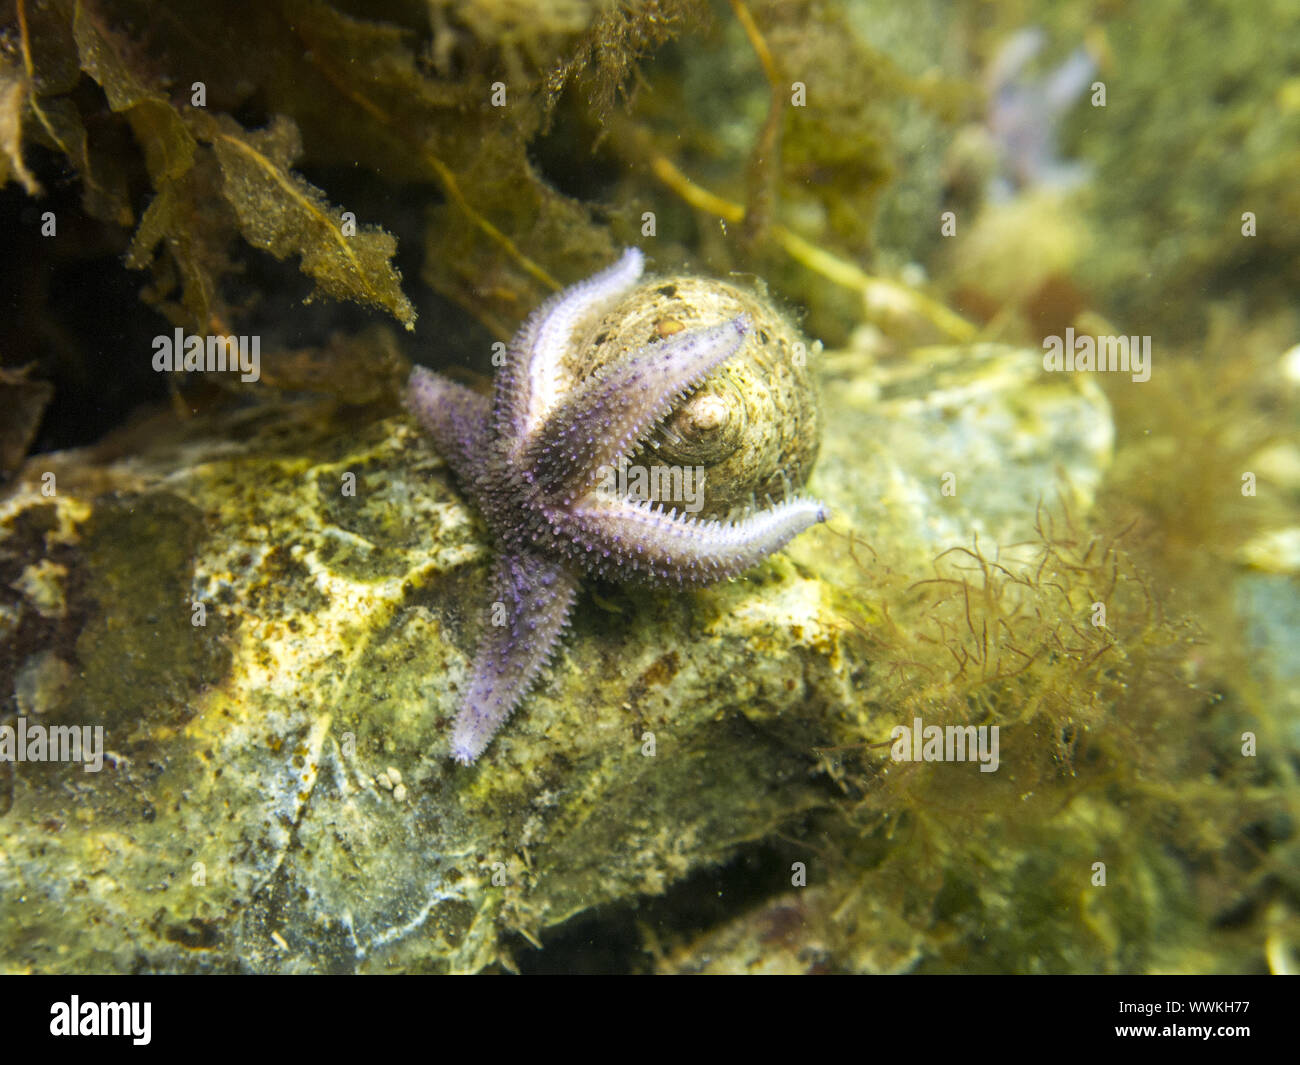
[
  {"left": 810, "top": 340, "right": 1112, "bottom": 561},
  {"left": 1, "top": 345, "right": 1119, "bottom": 973}
]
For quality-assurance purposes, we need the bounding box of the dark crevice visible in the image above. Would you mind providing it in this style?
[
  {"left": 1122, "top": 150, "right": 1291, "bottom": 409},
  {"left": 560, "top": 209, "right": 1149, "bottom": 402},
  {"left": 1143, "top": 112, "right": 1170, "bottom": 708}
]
[{"left": 507, "top": 836, "right": 813, "bottom": 975}]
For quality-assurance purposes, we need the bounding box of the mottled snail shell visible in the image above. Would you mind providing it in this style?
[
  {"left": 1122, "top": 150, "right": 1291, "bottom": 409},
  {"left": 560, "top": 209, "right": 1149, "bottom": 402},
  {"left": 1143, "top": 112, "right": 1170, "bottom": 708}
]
[{"left": 564, "top": 275, "right": 822, "bottom": 519}]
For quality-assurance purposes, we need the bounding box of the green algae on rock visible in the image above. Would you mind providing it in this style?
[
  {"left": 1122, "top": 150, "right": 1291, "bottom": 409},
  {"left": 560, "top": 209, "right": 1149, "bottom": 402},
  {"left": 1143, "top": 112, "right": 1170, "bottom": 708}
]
[
  {"left": 0, "top": 395, "right": 843, "bottom": 972},
  {"left": 0, "top": 336, "right": 1283, "bottom": 973}
]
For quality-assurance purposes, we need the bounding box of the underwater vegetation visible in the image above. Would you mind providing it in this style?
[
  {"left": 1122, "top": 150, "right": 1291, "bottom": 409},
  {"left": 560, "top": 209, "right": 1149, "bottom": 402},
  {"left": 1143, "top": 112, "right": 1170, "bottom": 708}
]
[{"left": 0, "top": 0, "right": 1297, "bottom": 973}]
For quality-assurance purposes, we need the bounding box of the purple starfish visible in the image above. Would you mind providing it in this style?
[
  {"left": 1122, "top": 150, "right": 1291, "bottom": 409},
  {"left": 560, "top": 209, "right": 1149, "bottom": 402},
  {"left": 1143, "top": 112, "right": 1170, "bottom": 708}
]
[{"left": 404, "top": 248, "right": 827, "bottom": 764}]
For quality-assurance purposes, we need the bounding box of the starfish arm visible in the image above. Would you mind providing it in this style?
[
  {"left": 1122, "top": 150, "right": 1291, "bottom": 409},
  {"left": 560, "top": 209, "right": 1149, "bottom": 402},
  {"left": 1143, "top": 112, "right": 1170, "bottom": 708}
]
[
  {"left": 559, "top": 493, "right": 828, "bottom": 585},
  {"left": 495, "top": 247, "right": 646, "bottom": 446},
  {"left": 450, "top": 551, "right": 579, "bottom": 764},
  {"left": 527, "top": 317, "right": 751, "bottom": 503},
  {"left": 404, "top": 366, "right": 491, "bottom": 483},
  {"left": 1044, "top": 47, "right": 1095, "bottom": 114}
]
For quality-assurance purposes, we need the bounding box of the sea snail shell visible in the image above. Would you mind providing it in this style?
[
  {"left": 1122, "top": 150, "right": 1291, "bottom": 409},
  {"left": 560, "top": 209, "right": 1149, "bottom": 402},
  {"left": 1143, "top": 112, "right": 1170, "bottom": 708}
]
[{"left": 566, "top": 274, "right": 822, "bottom": 519}]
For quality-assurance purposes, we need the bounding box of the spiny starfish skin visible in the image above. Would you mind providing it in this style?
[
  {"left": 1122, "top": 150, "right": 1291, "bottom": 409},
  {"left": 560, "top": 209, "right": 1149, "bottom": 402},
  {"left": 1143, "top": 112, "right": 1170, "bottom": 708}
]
[{"left": 404, "top": 248, "right": 828, "bottom": 764}]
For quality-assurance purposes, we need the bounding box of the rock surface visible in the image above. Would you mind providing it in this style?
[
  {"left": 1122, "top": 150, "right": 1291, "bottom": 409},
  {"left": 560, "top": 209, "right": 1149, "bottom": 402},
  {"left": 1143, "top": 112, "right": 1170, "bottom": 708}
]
[{"left": 0, "top": 345, "right": 1112, "bottom": 972}]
